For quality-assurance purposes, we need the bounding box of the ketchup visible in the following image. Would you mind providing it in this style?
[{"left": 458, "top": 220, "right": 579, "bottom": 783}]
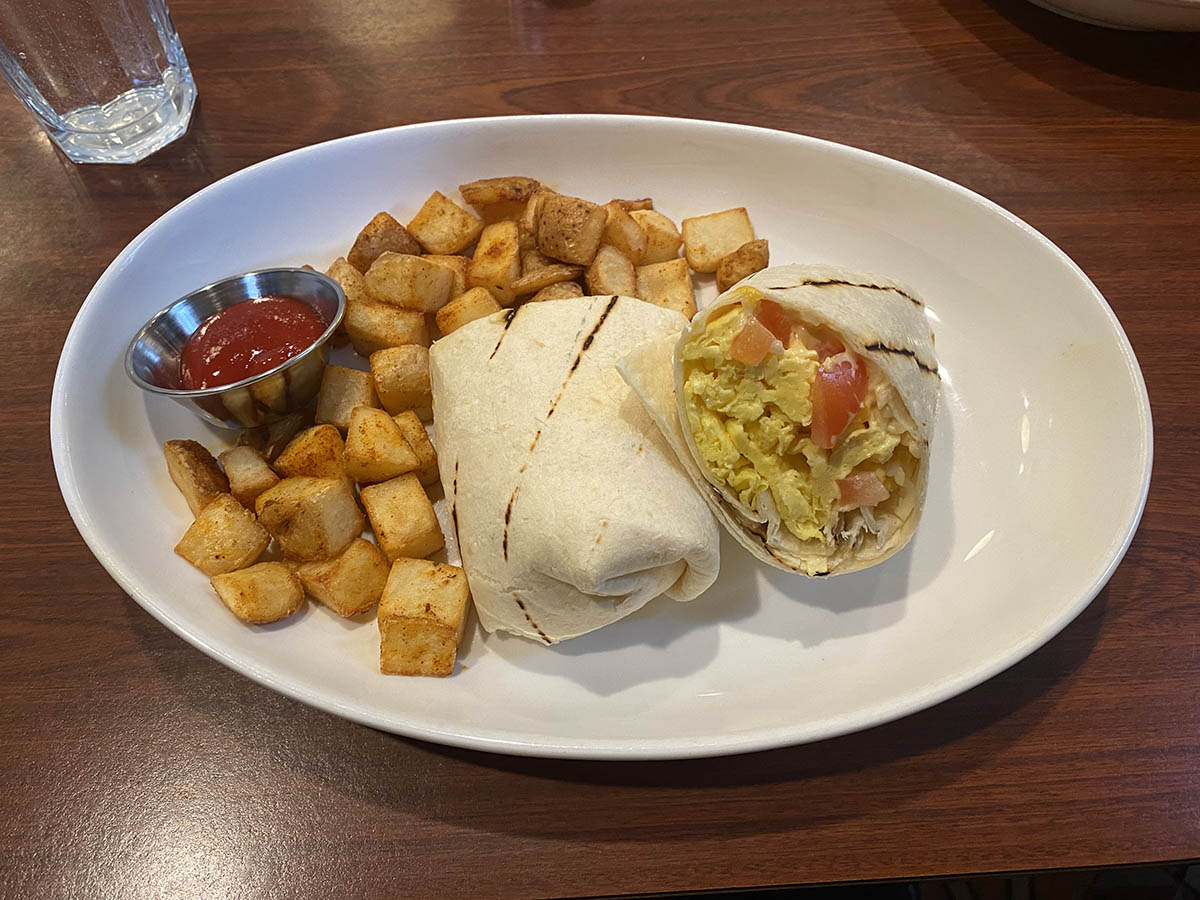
[{"left": 180, "top": 296, "right": 327, "bottom": 390}]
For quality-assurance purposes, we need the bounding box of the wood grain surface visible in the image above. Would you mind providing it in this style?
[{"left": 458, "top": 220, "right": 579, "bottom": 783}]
[{"left": 1, "top": 0, "right": 1198, "bottom": 897}]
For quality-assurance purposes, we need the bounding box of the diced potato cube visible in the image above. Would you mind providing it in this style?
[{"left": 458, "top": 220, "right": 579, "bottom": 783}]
[
  {"left": 378, "top": 558, "right": 471, "bottom": 676},
  {"left": 635, "top": 257, "right": 697, "bottom": 319},
  {"left": 392, "top": 411, "right": 439, "bottom": 486},
  {"left": 585, "top": 244, "right": 637, "bottom": 297},
  {"left": 360, "top": 474, "right": 444, "bottom": 561},
  {"left": 511, "top": 263, "right": 584, "bottom": 297},
  {"left": 537, "top": 194, "right": 606, "bottom": 265},
  {"left": 211, "top": 562, "right": 304, "bottom": 625},
  {"left": 344, "top": 405, "right": 420, "bottom": 484},
  {"left": 315, "top": 365, "right": 379, "bottom": 432},
  {"left": 364, "top": 252, "right": 454, "bottom": 313},
  {"left": 422, "top": 254, "right": 469, "bottom": 297},
  {"left": 528, "top": 281, "right": 584, "bottom": 303},
  {"left": 602, "top": 202, "right": 648, "bottom": 265},
  {"left": 163, "top": 440, "right": 229, "bottom": 517},
  {"left": 681, "top": 207, "right": 755, "bottom": 273},
  {"left": 326, "top": 256, "right": 373, "bottom": 308},
  {"left": 274, "top": 424, "right": 347, "bottom": 480},
  {"left": 520, "top": 248, "right": 554, "bottom": 274},
  {"left": 347, "top": 212, "right": 421, "bottom": 272},
  {"left": 343, "top": 299, "right": 429, "bottom": 357},
  {"left": 370, "top": 345, "right": 432, "bottom": 418},
  {"left": 478, "top": 200, "right": 527, "bottom": 225},
  {"left": 262, "top": 410, "right": 313, "bottom": 462},
  {"left": 255, "top": 476, "right": 364, "bottom": 562},
  {"left": 715, "top": 239, "right": 770, "bottom": 292},
  {"left": 174, "top": 494, "right": 270, "bottom": 576},
  {"left": 458, "top": 176, "right": 542, "bottom": 206},
  {"left": 630, "top": 209, "right": 682, "bottom": 265},
  {"left": 434, "top": 287, "right": 501, "bottom": 336},
  {"left": 294, "top": 538, "right": 389, "bottom": 617},
  {"left": 518, "top": 191, "right": 553, "bottom": 251},
  {"left": 467, "top": 221, "right": 521, "bottom": 307},
  {"left": 611, "top": 198, "right": 653, "bottom": 211},
  {"left": 218, "top": 446, "right": 280, "bottom": 508},
  {"left": 406, "top": 191, "right": 483, "bottom": 255}
]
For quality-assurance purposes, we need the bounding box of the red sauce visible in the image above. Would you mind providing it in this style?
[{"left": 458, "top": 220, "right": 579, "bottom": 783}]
[{"left": 180, "top": 296, "right": 327, "bottom": 390}]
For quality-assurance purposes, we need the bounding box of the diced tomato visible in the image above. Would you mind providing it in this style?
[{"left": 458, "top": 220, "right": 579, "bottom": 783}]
[
  {"left": 838, "top": 471, "right": 890, "bottom": 509},
  {"left": 730, "top": 316, "right": 775, "bottom": 366},
  {"left": 756, "top": 300, "right": 793, "bottom": 344},
  {"left": 811, "top": 353, "right": 868, "bottom": 449}
]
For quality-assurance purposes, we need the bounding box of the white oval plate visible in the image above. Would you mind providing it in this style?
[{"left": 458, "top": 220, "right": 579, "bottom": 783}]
[{"left": 51, "top": 115, "right": 1151, "bottom": 759}]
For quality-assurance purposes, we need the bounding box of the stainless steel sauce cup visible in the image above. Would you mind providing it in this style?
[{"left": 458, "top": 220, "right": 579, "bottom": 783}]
[{"left": 125, "top": 268, "right": 346, "bottom": 429}]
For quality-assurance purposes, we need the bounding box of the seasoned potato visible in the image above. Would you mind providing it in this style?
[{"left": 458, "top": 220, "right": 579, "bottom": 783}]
[
  {"left": 218, "top": 446, "right": 280, "bottom": 508},
  {"left": 681, "top": 207, "right": 755, "bottom": 273},
  {"left": 602, "top": 202, "right": 648, "bottom": 265},
  {"left": 294, "top": 537, "right": 389, "bottom": 617},
  {"left": 344, "top": 406, "right": 420, "bottom": 484},
  {"left": 258, "top": 410, "right": 313, "bottom": 463},
  {"left": 635, "top": 257, "right": 697, "bottom": 319},
  {"left": 378, "top": 558, "right": 471, "bottom": 676},
  {"left": 364, "top": 252, "right": 454, "bottom": 313},
  {"left": 478, "top": 200, "right": 527, "bottom": 225},
  {"left": 392, "top": 411, "right": 439, "bottom": 486},
  {"left": 360, "top": 474, "right": 444, "bottom": 561},
  {"left": 585, "top": 244, "right": 637, "bottom": 297},
  {"left": 537, "top": 194, "right": 606, "bottom": 265},
  {"left": 163, "top": 440, "right": 229, "bottom": 517},
  {"left": 211, "top": 562, "right": 305, "bottom": 625},
  {"left": 315, "top": 365, "right": 379, "bottom": 432},
  {"left": 611, "top": 197, "right": 653, "bottom": 211},
  {"left": 434, "top": 287, "right": 501, "bottom": 336},
  {"left": 467, "top": 221, "right": 521, "bottom": 307},
  {"left": 370, "top": 345, "right": 432, "bottom": 418},
  {"left": 174, "top": 494, "right": 270, "bottom": 576},
  {"left": 458, "top": 176, "right": 542, "bottom": 206},
  {"left": 518, "top": 190, "right": 553, "bottom": 251},
  {"left": 326, "top": 257, "right": 372, "bottom": 307},
  {"left": 406, "top": 191, "right": 483, "bottom": 255},
  {"left": 255, "top": 476, "right": 364, "bottom": 562},
  {"left": 511, "top": 263, "right": 584, "bottom": 297},
  {"left": 527, "top": 281, "right": 584, "bottom": 303},
  {"left": 347, "top": 212, "right": 421, "bottom": 272},
  {"left": 274, "top": 424, "right": 346, "bottom": 481},
  {"left": 629, "top": 209, "right": 682, "bottom": 264},
  {"left": 343, "top": 299, "right": 428, "bottom": 357},
  {"left": 520, "top": 248, "right": 554, "bottom": 274},
  {"left": 715, "top": 239, "right": 770, "bottom": 292},
  {"left": 422, "top": 254, "right": 470, "bottom": 297}
]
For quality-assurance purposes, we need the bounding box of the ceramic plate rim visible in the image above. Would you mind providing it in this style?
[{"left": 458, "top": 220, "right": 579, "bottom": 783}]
[{"left": 50, "top": 114, "right": 1153, "bottom": 759}]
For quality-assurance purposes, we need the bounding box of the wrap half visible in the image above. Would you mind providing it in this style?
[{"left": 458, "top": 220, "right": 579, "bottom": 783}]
[
  {"left": 429, "top": 295, "right": 720, "bottom": 644},
  {"left": 618, "top": 264, "right": 940, "bottom": 576}
]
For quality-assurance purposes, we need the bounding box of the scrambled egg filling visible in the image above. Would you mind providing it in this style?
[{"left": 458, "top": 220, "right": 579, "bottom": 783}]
[{"left": 681, "top": 299, "right": 902, "bottom": 545}]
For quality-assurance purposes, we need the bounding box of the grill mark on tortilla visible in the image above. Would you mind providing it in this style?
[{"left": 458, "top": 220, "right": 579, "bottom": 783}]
[
  {"left": 487, "top": 305, "right": 523, "bottom": 360},
  {"left": 546, "top": 296, "right": 620, "bottom": 420},
  {"left": 502, "top": 485, "right": 520, "bottom": 562},
  {"left": 449, "top": 459, "right": 460, "bottom": 545},
  {"left": 528, "top": 428, "right": 542, "bottom": 454},
  {"left": 863, "top": 342, "right": 939, "bottom": 374},
  {"left": 512, "top": 593, "right": 551, "bottom": 644},
  {"left": 764, "top": 279, "right": 923, "bottom": 307}
]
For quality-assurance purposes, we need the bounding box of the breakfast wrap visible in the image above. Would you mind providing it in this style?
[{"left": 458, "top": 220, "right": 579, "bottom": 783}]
[
  {"left": 429, "top": 295, "right": 720, "bottom": 644},
  {"left": 618, "top": 264, "right": 940, "bottom": 576}
]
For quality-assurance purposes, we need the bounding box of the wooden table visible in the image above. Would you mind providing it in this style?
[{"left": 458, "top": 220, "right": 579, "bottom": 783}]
[{"left": 2, "top": 1, "right": 1197, "bottom": 896}]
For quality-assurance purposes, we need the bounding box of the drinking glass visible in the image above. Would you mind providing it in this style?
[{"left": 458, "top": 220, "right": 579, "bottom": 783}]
[{"left": 0, "top": 0, "right": 196, "bottom": 164}]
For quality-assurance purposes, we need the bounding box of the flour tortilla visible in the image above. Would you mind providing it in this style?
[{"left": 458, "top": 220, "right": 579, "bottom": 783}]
[
  {"left": 618, "top": 264, "right": 940, "bottom": 576},
  {"left": 429, "top": 295, "right": 720, "bottom": 644}
]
